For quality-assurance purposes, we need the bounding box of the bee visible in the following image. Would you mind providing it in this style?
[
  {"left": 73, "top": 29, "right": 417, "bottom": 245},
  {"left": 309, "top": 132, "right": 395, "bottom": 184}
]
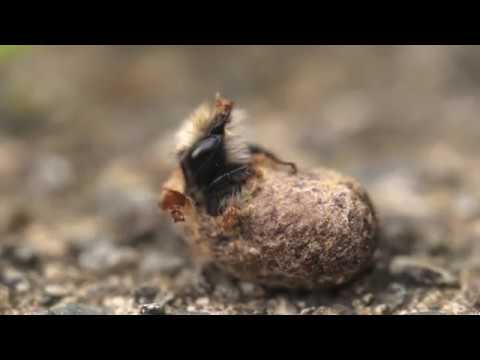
[
  {"left": 160, "top": 95, "right": 378, "bottom": 289},
  {"left": 175, "top": 95, "right": 296, "bottom": 216}
]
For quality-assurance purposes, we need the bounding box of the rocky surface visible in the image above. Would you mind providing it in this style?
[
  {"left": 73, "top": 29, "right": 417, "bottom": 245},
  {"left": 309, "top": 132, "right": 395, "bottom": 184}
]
[{"left": 1, "top": 45, "right": 480, "bottom": 315}]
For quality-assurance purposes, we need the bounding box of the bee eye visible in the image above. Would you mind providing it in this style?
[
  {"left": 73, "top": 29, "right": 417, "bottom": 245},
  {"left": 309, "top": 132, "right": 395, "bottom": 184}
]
[
  {"left": 209, "top": 122, "right": 225, "bottom": 135},
  {"left": 190, "top": 135, "right": 221, "bottom": 160}
]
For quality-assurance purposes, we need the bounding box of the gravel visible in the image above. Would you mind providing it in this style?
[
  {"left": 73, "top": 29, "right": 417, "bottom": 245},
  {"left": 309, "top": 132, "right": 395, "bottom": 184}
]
[{"left": 1, "top": 46, "right": 480, "bottom": 315}]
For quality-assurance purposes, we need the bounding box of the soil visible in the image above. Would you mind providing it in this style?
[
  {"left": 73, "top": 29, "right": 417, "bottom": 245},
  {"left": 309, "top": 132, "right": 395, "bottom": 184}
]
[{"left": 1, "top": 45, "right": 479, "bottom": 315}]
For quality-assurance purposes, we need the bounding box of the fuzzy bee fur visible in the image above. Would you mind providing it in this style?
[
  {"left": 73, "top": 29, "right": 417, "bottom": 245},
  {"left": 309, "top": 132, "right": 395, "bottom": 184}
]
[{"left": 174, "top": 95, "right": 295, "bottom": 216}]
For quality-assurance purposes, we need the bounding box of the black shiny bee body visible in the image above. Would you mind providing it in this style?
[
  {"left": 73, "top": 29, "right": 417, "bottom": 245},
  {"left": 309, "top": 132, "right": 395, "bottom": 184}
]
[
  {"left": 179, "top": 105, "right": 250, "bottom": 216},
  {"left": 178, "top": 96, "right": 296, "bottom": 217}
]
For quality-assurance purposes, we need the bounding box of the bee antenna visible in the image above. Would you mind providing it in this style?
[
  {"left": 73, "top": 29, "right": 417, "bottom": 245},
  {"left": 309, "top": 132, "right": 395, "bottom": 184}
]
[{"left": 209, "top": 94, "right": 234, "bottom": 135}]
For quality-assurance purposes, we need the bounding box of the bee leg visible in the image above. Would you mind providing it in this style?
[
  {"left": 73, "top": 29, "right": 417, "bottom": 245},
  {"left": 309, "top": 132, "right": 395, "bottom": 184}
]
[
  {"left": 208, "top": 165, "right": 250, "bottom": 191},
  {"left": 205, "top": 165, "right": 250, "bottom": 216},
  {"left": 248, "top": 144, "right": 297, "bottom": 174}
]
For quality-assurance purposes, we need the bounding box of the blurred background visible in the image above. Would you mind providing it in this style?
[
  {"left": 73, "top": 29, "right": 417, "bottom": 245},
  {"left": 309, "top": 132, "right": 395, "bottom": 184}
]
[{"left": 1, "top": 45, "right": 479, "bottom": 315}]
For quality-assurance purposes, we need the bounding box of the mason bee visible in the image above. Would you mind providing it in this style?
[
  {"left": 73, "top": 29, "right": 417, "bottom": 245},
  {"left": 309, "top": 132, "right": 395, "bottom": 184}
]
[
  {"left": 175, "top": 95, "right": 295, "bottom": 216},
  {"left": 160, "top": 94, "right": 378, "bottom": 289}
]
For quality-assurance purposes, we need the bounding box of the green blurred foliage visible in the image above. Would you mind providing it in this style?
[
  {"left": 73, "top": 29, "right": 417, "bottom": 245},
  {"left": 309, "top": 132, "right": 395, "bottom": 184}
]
[{"left": 0, "top": 45, "right": 30, "bottom": 62}]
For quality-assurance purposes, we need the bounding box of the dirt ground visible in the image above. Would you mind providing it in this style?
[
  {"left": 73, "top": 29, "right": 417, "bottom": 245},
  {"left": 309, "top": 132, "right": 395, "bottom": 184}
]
[{"left": 1, "top": 45, "right": 480, "bottom": 315}]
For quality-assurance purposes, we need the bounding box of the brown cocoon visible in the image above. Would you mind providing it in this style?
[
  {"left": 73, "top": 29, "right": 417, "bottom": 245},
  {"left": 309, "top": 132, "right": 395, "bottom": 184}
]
[{"left": 161, "top": 155, "right": 378, "bottom": 289}]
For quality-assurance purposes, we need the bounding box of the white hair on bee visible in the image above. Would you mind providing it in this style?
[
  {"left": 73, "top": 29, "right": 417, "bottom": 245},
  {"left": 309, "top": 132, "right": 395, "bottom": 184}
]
[
  {"left": 175, "top": 101, "right": 251, "bottom": 165},
  {"left": 224, "top": 108, "right": 251, "bottom": 164},
  {"left": 218, "top": 185, "right": 244, "bottom": 211},
  {"left": 175, "top": 103, "right": 211, "bottom": 155}
]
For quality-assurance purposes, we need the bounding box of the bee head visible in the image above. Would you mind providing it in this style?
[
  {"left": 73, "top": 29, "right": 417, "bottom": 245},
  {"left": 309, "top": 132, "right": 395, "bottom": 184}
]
[{"left": 175, "top": 95, "right": 251, "bottom": 213}]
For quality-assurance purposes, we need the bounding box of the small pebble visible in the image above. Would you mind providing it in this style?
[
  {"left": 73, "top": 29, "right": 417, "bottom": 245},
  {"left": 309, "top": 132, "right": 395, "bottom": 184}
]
[
  {"left": 300, "top": 307, "right": 317, "bottom": 315},
  {"left": 373, "top": 304, "right": 390, "bottom": 315},
  {"left": 213, "top": 282, "right": 241, "bottom": 302},
  {"left": 239, "top": 282, "right": 266, "bottom": 298},
  {"left": 1, "top": 269, "right": 31, "bottom": 293},
  {"left": 378, "top": 283, "right": 408, "bottom": 312},
  {"left": 0, "top": 140, "right": 27, "bottom": 181},
  {"left": 390, "top": 256, "right": 459, "bottom": 287},
  {"left": 139, "top": 252, "right": 185, "bottom": 275},
  {"left": 268, "top": 297, "right": 297, "bottom": 315},
  {"left": 140, "top": 303, "right": 167, "bottom": 315},
  {"left": 27, "top": 153, "right": 75, "bottom": 195},
  {"left": 302, "top": 305, "right": 353, "bottom": 315},
  {"left": 78, "top": 240, "right": 137, "bottom": 272},
  {"left": 48, "top": 303, "right": 110, "bottom": 315},
  {"left": 195, "top": 297, "right": 210, "bottom": 307},
  {"left": 139, "top": 293, "right": 174, "bottom": 315},
  {"left": 362, "top": 293, "right": 375, "bottom": 306},
  {"left": 461, "top": 268, "right": 480, "bottom": 307},
  {"left": 95, "top": 165, "right": 157, "bottom": 240},
  {"left": 407, "top": 311, "right": 448, "bottom": 315},
  {"left": 2, "top": 245, "right": 40, "bottom": 268},
  {"left": 379, "top": 216, "right": 417, "bottom": 255},
  {"left": 169, "top": 310, "right": 211, "bottom": 315},
  {"left": 0, "top": 285, "right": 10, "bottom": 310},
  {"left": 103, "top": 297, "right": 134, "bottom": 314},
  {"left": 4, "top": 209, "right": 32, "bottom": 234},
  {"left": 40, "top": 284, "right": 70, "bottom": 307},
  {"left": 134, "top": 286, "right": 158, "bottom": 305},
  {"left": 22, "top": 223, "right": 68, "bottom": 258},
  {"left": 453, "top": 193, "right": 480, "bottom": 221}
]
